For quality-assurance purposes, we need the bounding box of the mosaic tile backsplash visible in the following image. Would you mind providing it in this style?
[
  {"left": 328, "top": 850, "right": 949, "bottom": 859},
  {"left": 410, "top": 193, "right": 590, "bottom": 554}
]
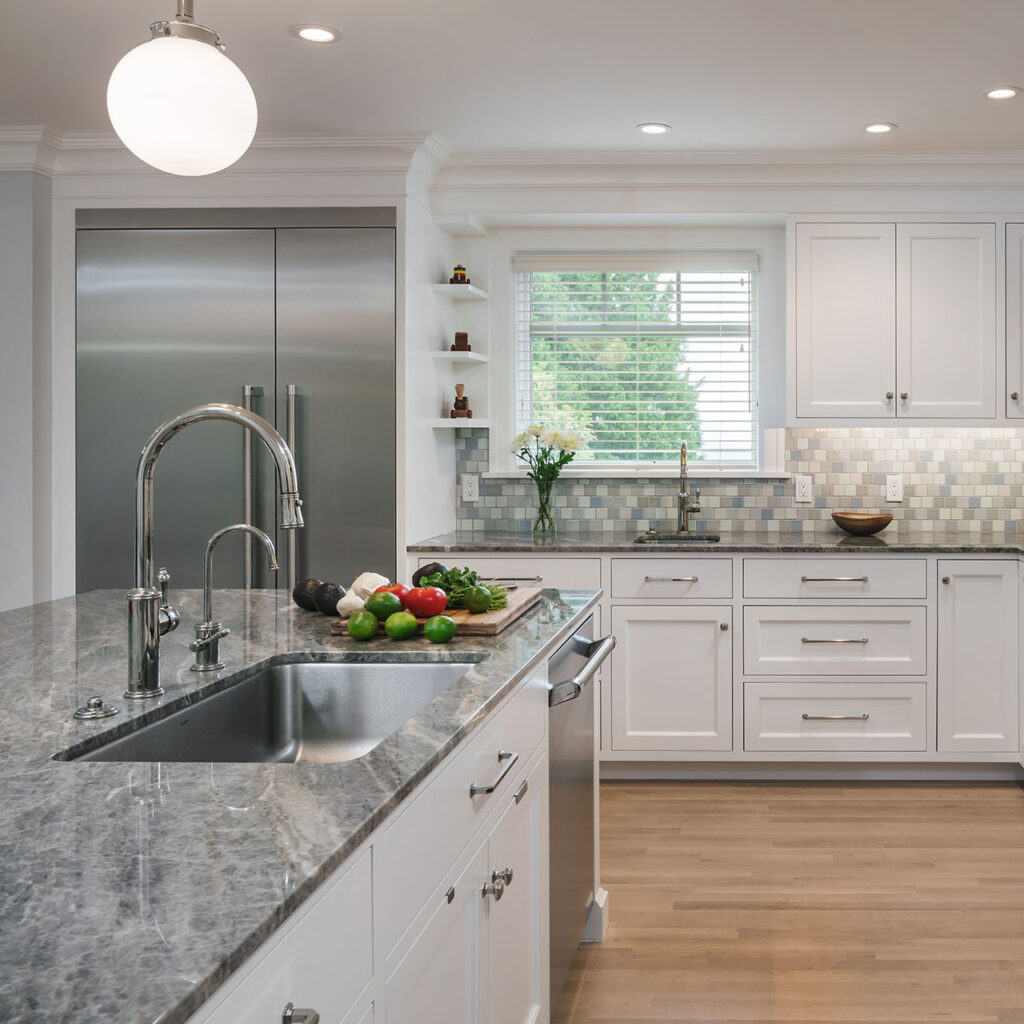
[{"left": 454, "top": 427, "right": 1024, "bottom": 533}]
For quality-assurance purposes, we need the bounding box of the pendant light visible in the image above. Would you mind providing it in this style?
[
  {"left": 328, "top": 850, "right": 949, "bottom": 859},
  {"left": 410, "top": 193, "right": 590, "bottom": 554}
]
[{"left": 107, "top": 0, "right": 257, "bottom": 176}]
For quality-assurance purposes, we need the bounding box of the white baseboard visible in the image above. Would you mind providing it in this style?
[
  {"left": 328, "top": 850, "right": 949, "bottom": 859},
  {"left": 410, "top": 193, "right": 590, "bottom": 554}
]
[
  {"left": 581, "top": 887, "right": 609, "bottom": 943},
  {"left": 600, "top": 762, "right": 1024, "bottom": 782}
]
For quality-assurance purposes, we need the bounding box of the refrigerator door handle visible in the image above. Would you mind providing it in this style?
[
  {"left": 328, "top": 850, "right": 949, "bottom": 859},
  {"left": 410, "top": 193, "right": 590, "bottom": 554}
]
[
  {"left": 242, "top": 384, "right": 264, "bottom": 589},
  {"left": 548, "top": 634, "right": 615, "bottom": 707},
  {"left": 286, "top": 384, "right": 299, "bottom": 584}
]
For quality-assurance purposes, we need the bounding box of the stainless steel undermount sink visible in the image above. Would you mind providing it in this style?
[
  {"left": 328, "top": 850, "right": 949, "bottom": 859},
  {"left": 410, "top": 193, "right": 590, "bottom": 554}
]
[
  {"left": 60, "top": 658, "right": 482, "bottom": 765},
  {"left": 633, "top": 531, "right": 721, "bottom": 544}
]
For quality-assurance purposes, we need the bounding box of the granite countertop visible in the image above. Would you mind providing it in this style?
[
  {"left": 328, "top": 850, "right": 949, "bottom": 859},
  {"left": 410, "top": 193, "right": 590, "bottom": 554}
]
[
  {"left": 408, "top": 524, "right": 1024, "bottom": 554},
  {"left": 0, "top": 586, "right": 598, "bottom": 1024}
]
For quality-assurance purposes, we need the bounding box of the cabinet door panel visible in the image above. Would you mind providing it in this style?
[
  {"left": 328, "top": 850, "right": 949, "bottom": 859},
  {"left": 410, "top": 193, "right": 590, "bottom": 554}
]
[
  {"left": 610, "top": 606, "right": 732, "bottom": 751},
  {"left": 385, "top": 842, "right": 487, "bottom": 1024},
  {"left": 795, "top": 223, "right": 896, "bottom": 418},
  {"left": 1007, "top": 224, "right": 1024, "bottom": 418},
  {"left": 938, "top": 560, "right": 1018, "bottom": 752},
  {"left": 487, "top": 754, "right": 549, "bottom": 1024},
  {"left": 896, "top": 223, "right": 996, "bottom": 418}
]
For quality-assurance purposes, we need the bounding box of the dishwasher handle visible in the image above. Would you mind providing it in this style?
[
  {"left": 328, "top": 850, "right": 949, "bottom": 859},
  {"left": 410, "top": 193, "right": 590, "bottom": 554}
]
[{"left": 549, "top": 634, "right": 615, "bottom": 707}]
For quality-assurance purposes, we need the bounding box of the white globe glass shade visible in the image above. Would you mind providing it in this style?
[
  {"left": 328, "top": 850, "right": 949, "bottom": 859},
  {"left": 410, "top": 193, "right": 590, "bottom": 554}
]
[{"left": 107, "top": 36, "right": 257, "bottom": 176}]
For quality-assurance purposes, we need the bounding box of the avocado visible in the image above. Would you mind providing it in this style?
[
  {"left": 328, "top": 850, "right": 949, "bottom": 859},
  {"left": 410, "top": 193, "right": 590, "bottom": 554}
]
[
  {"left": 313, "top": 581, "right": 347, "bottom": 616},
  {"left": 292, "top": 577, "right": 323, "bottom": 611},
  {"left": 412, "top": 561, "right": 449, "bottom": 587}
]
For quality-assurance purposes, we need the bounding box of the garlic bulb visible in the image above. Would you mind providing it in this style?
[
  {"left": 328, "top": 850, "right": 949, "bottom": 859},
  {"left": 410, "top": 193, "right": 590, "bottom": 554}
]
[
  {"left": 336, "top": 591, "right": 366, "bottom": 619},
  {"left": 349, "top": 571, "right": 390, "bottom": 600}
]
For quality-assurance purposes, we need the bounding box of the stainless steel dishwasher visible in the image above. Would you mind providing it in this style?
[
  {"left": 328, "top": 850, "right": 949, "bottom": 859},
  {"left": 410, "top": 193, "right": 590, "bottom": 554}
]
[{"left": 548, "top": 615, "right": 615, "bottom": 1009}]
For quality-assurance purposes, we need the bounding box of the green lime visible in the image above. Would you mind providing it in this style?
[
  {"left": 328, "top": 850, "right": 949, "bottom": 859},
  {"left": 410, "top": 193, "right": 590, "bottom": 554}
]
[
  {"left": 423, "top": 615, "right": 457, "bottom": 643},
  {"left": 365, "top": 590, "right": 402, "bottom": 621},
  {"left": 384, "top": 611, "right": 419, "bottom": 640},
  {"left": 464, "top": 585, "right": 492, "bottom": 614},
  {"left": 347, "top": 610, "right": 379, "bottom": 641}
]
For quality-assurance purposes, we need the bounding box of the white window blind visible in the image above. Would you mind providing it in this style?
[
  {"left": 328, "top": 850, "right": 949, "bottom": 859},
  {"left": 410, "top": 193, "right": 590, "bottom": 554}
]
[{"left": 514, "top": 256, "right": 760, "bottom": 468}]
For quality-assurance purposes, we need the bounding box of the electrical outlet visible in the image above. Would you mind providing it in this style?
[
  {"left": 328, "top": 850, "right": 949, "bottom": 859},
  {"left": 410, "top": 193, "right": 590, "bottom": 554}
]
[
  {"left": 795, "top": 475, "right": 813, "bottom": 503},
  {"left": 886, "top": 474, "right": 903, "bottom": 502},
  {"left": 461, "top": 473, "right": 480, "bottom": 502}
]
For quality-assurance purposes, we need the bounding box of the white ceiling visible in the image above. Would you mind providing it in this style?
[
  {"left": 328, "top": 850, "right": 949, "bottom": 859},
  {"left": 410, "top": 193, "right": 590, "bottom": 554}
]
[{"left": 4, "top": 0, "right": 1024, "bottom": 157}]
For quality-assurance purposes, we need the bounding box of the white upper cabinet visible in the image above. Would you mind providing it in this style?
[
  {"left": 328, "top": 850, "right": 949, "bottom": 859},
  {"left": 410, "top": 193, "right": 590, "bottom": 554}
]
[
  {"left": 895, "top": 223, "right": 996, "bottom": 419},
  {"left": 795, "top": 222, "right": 896, "bottom": 419},
  {"left": 793, "top": 221, "right": 997, "bottom": 422},
  {"left": 1005, "top": 225, "right": 1024, "bottom": 418}
]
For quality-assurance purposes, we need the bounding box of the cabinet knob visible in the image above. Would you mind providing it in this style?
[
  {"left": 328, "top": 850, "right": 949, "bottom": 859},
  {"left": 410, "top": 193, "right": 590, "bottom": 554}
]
[
  {"left": 492, "top": 865, "right": 514, "bottom": 887},
  {"left": 885, "top": 391, "right": 894, "bottom": 400},
  {"left": 942, "top": 576, "right": 951, "bottom": 585},
  {"left": 482, "top": 879, "right": 505, "bottom": 901},
  {"left": 720, "top": 622, "right": 729, "bottom": 631},
  {"left": 900, "top": 392, "right": 909, "bottom": 401},
  {"left": 1012, "top": 392, "right": 1020, "bottom": 401}
]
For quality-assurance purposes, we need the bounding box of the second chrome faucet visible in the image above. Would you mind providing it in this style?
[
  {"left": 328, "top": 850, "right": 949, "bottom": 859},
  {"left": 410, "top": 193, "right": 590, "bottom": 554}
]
[{"left": 190, "top": 524, "right": 278, "bottom": 672}]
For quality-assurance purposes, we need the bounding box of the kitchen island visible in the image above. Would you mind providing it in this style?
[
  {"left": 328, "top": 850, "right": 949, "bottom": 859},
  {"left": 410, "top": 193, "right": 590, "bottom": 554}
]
[{"left": 0, "top": 586, "right": 599, "bottom": 1024}]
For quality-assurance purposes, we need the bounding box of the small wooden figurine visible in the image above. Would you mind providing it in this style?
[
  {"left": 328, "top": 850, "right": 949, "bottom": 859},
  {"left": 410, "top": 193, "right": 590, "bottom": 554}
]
[
  {"left": 449, "top": 264, "right": 470, "bottom": 285},
  {"left": 450, "top": 331, "right": 471, "bottom": 352},
  {"left": 450, "top": 383, "right": 473, "bottom": 419}
]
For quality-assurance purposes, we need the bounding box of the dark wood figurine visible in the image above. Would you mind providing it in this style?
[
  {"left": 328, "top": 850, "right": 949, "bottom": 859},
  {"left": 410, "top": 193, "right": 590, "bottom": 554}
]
[
  {"left": 450, "top": 383, "right": 473, "bottom": 418},
  {"left": 451, "top": 331, "right": 471, "bottom": 352}
]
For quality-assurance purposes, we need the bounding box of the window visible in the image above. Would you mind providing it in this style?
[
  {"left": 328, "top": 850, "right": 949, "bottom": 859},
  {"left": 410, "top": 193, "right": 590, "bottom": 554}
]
[{"left": 514, "top": 253, "right": 759, "bottom": 469}]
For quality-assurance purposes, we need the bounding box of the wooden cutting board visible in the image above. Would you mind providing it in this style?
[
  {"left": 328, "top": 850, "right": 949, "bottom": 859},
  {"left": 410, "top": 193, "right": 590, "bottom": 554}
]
[{"left": 330, "top": 587, "right": 543, "bottom": 637}]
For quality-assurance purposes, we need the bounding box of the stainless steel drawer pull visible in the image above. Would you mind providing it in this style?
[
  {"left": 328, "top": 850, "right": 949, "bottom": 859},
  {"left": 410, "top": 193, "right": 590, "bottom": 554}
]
[
  {"left": 469, "top": 750, "right": 518, "bottom": 797},
  {"left": 445, "top": 885, "right": 456, "bottom": 904},
  {"left": 800, "top": 576, "right": 868, "bottom": 583},
  {"left": 644, "top": 575, "right": 699, "bottom": 583},
  {"left": 802, "top": 713, "right": 870, "bottom": 722},
  {"left": 282, "top": 1004, "right": 320, "bottom": 1024},
  {"left": 489, "top": 575, "right": 543, "bottom": 583},
  {"left": 800, "top": 637, "right": 869, "bottom": 644},
  {"left": 513, "top": 778, "right": 529, "bottom": 804}
]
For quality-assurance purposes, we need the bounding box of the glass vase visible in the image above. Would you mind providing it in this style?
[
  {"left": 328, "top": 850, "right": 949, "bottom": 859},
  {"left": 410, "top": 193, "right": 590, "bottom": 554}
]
[{"left": 532, "top": 478, "right": 556, "bottom": 534}]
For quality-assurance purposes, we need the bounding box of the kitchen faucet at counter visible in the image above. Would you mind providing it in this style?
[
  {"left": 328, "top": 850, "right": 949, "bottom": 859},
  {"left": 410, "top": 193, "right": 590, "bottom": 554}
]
[
  {"left": 125, "top": 402, "right": 304, "bottom": 700},
  {"left": 678, "top": 439, "right": 702, "bottom": 533}
]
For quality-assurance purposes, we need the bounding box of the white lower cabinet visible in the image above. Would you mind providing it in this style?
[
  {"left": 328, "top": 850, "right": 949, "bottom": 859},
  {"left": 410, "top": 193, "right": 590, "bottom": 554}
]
[
  {"left": 384, "top": 752, "right": 549, "bottom": 1024},
  {"left": 937, "top": 560, "right": 1020, "bottom": 753},
  {"left": 610, "top": 605, "right": 732, "bottom": 751}
]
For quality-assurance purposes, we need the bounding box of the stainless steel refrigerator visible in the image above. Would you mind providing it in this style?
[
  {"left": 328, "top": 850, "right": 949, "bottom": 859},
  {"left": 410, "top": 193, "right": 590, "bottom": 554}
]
[{"left": 76, "top": 208, "right": 396, "bottom": 594}]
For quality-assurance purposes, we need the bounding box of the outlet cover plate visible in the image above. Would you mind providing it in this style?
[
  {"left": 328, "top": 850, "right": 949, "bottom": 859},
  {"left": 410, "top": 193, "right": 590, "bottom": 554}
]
[
  {"left": 795, "top": 474, "right": 813, "bottom": 503},
  {"left": 462, "top": 473, "right": 480, "bottom": 502},
  {"left": 886, "top": 475, "right": 903, "bottom": 502}
]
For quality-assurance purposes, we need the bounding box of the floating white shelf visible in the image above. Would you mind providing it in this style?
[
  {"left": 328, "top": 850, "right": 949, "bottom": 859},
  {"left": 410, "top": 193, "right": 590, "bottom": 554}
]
[
  {"left": 431, "top": 284, "right": 489, "bottom": 301},
  {"left": 432, "top": 351, "right": 488, "bottom": 366},
  {"left": 431, "top": 419, "right": 490, "bottom": 429}
]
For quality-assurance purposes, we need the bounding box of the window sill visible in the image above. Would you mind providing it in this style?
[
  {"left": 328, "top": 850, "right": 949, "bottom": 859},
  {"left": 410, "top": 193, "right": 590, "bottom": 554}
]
[{"left": 482, "top": 468, "right": 791, "bottom": 481}]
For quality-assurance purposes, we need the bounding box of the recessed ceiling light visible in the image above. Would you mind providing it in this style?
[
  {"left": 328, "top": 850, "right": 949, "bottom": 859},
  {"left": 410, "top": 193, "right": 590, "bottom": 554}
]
[
  {"left": 864, "top": 122, "right": 897, "bottom": 134},
  {"left": 291, "top": 25, "right": 341, "bottom": 43},
  {"left": 637, "top": 123, "right": 671, "bottom": 135},
  {"left": 986, "top": 86, "right": 1019, "bottom": 100}
]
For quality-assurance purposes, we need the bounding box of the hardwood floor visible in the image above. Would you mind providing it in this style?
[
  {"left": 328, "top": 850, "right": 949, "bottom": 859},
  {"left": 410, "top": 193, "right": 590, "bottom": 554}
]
[{"left": 553, "top": 781, "right": 1024, "bottom": 1024}]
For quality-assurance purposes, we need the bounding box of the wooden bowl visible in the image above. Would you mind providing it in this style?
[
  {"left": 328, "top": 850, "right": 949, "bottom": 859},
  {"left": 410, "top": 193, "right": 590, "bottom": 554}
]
[{"left": 831, "top": 511, "right": 894, "bottom": 535}]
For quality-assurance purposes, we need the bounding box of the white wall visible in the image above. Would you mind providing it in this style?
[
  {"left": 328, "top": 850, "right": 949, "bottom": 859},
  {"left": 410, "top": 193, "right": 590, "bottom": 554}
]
[{"left": 0, "top": 172, "right": 38, "bottom": 611}]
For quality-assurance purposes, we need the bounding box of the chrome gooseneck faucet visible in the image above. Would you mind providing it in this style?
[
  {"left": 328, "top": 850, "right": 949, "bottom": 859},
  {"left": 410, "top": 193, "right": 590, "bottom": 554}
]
[
  {"left": 125, "top": 403, "right": 303, "bottom": 699},
  {"left": 677, "top": 440, "right": 702, "bottom": 533}
]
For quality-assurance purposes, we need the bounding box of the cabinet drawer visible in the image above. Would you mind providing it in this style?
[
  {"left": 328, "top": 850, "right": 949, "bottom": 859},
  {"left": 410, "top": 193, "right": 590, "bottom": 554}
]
[
  {"left": 744, "top": 682, "right": 927, "bottom": 751},
  {"left": 198, "top": 849, "right": 373, "bottom": 1024},
  {"left": 416, "top": 555, "right": 600, "bottom": 589},
  {"left": 611, "top": 557, "right": 732, "bottom": 599},
  {"left": 377, "top": 668, "right": 547, "bottom": 958},
  {"left": 743, "top": 557, "right": 926, "bottom": 599},
  {"left": 743, "top": 606, "right": 926, "bottom": 675}
]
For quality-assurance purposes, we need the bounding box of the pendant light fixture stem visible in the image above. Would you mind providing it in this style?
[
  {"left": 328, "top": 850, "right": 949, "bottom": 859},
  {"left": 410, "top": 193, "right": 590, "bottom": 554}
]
[{"left": 176, "top": 0, "right": 194, "bottom": 21}]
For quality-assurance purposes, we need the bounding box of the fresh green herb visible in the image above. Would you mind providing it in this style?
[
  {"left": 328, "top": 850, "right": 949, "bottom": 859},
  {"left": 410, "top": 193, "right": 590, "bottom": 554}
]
[{"left": 418, "top": 566, "right": 509, "bottom": 610}]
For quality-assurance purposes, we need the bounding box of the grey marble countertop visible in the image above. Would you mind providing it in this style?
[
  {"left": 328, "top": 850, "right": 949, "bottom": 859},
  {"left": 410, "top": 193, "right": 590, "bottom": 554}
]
[
  {"left": 0, "top": 586, "right": 598, "bottom": 1024},
  {"left": 408, "top": 524, "right": 1024, "bottom": 554}
]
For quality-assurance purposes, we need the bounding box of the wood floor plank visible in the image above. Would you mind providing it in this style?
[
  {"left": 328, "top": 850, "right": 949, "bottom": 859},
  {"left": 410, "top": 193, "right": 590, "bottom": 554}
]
[{"left": 553, "top": 781, "right": 1024, "bottom": 1024}]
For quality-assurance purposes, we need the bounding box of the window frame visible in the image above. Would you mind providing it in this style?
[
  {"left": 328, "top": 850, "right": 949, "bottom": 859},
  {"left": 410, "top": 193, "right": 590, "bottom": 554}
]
[{"left": 505, "top": 253, "right": 768, "bottom": 476}]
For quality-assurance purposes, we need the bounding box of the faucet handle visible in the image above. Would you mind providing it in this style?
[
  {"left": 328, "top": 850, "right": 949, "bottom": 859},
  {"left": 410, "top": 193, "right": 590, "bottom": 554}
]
[
  {"left": 157, "top": 567, "right": 171, "bottom": 607},
  {"left": 694, "top": 487, "right": 702, "bottom": 501}
]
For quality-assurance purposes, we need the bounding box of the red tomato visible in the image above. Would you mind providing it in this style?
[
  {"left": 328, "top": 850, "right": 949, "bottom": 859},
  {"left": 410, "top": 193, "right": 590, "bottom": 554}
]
[
  {"left": 374, "top": 583, "right": 411, "bottom": 608},
  {"left": 405, "top": 586, "right": 448, "bottom": 618}
]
